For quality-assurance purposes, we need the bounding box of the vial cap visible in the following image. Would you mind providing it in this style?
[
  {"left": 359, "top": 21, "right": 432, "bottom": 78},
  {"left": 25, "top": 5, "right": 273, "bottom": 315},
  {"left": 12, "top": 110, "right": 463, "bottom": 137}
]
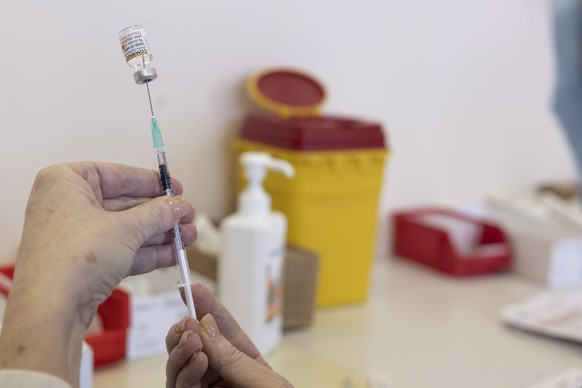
[{"left": 134, "top": 68, "right": 158, "bottom": 84}]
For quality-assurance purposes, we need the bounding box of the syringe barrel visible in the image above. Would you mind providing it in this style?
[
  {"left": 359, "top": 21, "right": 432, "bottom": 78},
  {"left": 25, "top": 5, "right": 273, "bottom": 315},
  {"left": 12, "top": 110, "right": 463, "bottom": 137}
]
[
  {"left": 171, "top": 224, "right": 185, "bottom": 250},
  {"left": 155, "top": 149, "right": 196, "bottom": 318},
  {"left": 173, "top": 228, "right": 189, "bottom": 278},
  {"left": 173, "top": 224, "right": 197, "bottom": 319},
  {"left": 155, "top": 151, "right": 174, "bottom": 196},
  {"left": 159, "top": 164, "right": 173, "bottom": 196}
]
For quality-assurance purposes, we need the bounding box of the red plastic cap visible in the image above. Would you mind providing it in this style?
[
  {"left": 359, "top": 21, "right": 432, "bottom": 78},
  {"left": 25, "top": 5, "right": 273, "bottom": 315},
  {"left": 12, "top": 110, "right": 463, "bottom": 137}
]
[
  {"left": 258, "top": 71, "right": 324, "bottom": 106},
  {"left": 247, "top": 68, "right": 326, "bottom": 117}
]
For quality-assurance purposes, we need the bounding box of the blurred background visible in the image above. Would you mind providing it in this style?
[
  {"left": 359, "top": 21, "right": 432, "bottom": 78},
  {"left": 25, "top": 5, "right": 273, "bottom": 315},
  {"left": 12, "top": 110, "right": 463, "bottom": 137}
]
[{"left": 0, "top": 0, "right": 574, "bottom": 263}]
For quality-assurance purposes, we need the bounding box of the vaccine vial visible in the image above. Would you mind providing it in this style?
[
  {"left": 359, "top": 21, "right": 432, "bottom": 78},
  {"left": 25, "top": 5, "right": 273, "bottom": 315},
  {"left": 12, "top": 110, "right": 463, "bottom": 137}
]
[
  {"left": 119, "top": 25, "right": 153, "bottom": 68},
  {"left": 118, "top": 25, "right": 157, "bottom": 84}
]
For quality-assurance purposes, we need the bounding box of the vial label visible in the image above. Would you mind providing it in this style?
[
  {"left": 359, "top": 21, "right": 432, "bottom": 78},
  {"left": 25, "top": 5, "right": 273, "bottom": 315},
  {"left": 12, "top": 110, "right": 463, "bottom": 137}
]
[{"left": 119, "top": 27, "right": 152, "bottom": 63}]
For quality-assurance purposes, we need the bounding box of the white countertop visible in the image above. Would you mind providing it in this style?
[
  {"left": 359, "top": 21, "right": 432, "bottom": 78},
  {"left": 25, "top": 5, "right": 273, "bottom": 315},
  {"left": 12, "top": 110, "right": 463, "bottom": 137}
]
[{"left": 94, "top": 257, "right": 582, "bottom": 388}]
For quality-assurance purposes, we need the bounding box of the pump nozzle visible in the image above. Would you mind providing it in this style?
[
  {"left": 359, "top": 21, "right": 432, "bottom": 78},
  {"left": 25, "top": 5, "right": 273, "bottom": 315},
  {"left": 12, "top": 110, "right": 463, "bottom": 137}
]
[
  {"left": 239, "top": 152, "right": 294, "bottom": 217},
  {"left": 241, "top": 152, "right": 294, "bottom": 178}
]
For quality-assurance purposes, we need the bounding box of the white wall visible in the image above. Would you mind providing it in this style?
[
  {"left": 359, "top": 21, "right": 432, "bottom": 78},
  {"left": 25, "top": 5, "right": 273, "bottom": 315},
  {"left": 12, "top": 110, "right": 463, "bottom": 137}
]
[{"left": 0, "top": 0, "right": 574, "bottom": 263}]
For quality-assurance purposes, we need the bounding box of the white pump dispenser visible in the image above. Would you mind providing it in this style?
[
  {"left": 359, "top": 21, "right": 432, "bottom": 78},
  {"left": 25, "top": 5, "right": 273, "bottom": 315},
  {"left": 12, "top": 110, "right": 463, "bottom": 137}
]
[
  {"left": 219, "top": 152, "right": 294, "bottom": 356},
  {"left": 238, "top": 152, "right": 293, "bottom": 216}
]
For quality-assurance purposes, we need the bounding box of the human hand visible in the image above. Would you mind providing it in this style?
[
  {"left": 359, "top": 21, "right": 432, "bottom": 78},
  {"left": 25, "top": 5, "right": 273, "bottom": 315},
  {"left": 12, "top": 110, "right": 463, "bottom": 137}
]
[
  {"left": 0, "top": 162, "right": 196, "bottom": 385},
  {"left": 16, "top": 162, "right": 196, "bottom": 307},
  {"left": 166, "top": 284, "right": 293, "bottom": 388}
]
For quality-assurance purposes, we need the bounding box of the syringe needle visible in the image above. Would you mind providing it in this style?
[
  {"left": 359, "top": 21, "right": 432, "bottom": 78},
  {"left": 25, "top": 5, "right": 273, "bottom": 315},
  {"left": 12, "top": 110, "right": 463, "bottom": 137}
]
[{"left": 145, "top": 81, "right": 155, "bottom": 117}]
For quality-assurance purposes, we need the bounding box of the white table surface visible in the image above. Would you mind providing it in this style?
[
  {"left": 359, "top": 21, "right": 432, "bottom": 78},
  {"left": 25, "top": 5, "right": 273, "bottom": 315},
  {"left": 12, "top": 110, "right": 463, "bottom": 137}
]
[{"left": 94, "top": 257, "right": 582, "bottom": 388}]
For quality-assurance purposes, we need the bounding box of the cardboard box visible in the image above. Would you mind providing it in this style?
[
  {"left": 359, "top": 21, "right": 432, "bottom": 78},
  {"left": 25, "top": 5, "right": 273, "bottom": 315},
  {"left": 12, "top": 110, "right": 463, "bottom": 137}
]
[
  {"left": 282, "top": 245, "right": 319, "bottom": 329},
  {"left": 186, "top": 246, "right": 217, "bottom": 281},
  {"left": 120, "top": 267, "right": 213, "bottom": 360},
  {"left": 485, "top": 200, "right": 582, "bottom": 289},
  {"left": 187, "top": 244, "right": 319, "bottom": 329},
  {"left": 80, "top": 342, "right": 94, "bottom": 388}
]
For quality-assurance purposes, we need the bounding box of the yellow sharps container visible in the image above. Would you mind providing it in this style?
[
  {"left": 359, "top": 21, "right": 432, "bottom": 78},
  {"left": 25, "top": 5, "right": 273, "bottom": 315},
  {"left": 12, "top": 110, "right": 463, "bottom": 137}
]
[{"left": 236, "top": 69, "right": 389, "bottom": 306}]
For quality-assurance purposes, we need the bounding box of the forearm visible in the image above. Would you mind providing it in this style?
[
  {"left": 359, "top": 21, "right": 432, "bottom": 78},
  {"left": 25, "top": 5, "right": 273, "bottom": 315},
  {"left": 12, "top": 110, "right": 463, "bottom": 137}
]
[{"left": 0, "top": 261, "right": 94, "bottom": 388}]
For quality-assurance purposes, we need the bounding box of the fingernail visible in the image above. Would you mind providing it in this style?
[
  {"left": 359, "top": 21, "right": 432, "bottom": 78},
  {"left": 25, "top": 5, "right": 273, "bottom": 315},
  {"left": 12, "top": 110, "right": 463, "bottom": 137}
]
[
  {"left": 200, "top": 314, "right": 219, "bottom": 337},
  {"left": 166, "top": 196, "right": 188, "bottom": 219},
  {"left": 178, "top": 330, "right": 192, "bottom": 349}
]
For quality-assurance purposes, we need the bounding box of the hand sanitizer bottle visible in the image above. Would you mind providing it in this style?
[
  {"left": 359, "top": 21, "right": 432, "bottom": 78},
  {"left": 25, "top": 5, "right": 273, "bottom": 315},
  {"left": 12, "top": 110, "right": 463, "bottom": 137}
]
[{"left": 219, "top": 152, "right": 294, "bottom": 356}]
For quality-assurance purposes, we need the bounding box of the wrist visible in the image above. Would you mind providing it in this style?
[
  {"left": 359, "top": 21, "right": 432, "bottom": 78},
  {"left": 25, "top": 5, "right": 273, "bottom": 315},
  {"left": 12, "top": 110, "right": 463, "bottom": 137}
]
[
  {"left": 0, "top": 259, "right": 97, "bottom": 386},
  {"left": 12, "top": 246, "right": 108, "bottom": 326}
]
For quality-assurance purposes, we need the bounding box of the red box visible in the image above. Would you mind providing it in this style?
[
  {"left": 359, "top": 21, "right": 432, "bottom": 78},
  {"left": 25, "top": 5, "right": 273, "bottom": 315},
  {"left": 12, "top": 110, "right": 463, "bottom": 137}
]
[
  {"left": 0, "top": 265, "right": 129, "bottom": 366},
  {"left": 392, "top": 207, "right": 511, "bottom": 276},
  {"left": 84, "top": 289, "right": 130, "bottom": 366}
]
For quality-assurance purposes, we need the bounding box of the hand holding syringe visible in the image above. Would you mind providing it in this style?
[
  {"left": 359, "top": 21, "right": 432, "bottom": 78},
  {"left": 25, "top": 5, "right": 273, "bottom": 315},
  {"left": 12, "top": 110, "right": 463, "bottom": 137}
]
[{"left": 118, "top": 25, "right": 197, "bottom": 319}]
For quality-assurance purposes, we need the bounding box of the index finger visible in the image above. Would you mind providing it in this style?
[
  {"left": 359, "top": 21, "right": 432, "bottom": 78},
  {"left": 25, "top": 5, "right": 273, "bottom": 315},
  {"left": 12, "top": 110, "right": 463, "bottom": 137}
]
[
  {"left": 186, "top": 284, "right": 268, "bottom": 366},
  {"left": 70, "top": 162, "right": 184, "bottom": 199}
]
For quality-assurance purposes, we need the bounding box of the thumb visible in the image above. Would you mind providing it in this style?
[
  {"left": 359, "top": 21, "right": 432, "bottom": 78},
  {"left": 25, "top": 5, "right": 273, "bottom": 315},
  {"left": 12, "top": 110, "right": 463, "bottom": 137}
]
[
  {"left": 199, "top": 314, "right": 287, "bottom": 387},
  {"left": 124, "top": 195, "right": 189, "bottom": 244}
]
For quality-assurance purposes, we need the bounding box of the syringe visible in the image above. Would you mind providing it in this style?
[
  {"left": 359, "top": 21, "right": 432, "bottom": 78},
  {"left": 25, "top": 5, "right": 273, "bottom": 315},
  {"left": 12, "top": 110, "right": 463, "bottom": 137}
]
[
  {"left": 150, "top": 114, "right": 197, "bottom": 320},
  {"left": 118, "top": 25, "right": 197, "bottom": 319}
]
